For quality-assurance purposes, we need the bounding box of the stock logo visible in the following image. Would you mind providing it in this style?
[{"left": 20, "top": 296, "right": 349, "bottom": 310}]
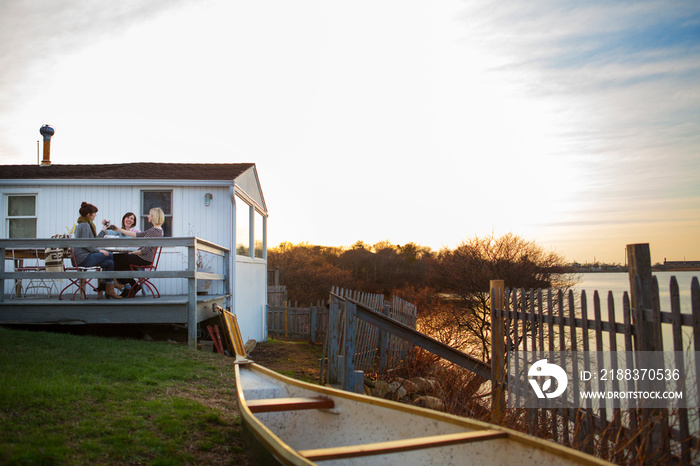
[{"left": 528, "top": 359, "right": 568, "bottom": 399}]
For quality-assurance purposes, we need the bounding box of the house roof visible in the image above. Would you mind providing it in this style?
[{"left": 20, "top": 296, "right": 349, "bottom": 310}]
[{"left": 0, "top": 163, "right": 255, "bottom": 181}]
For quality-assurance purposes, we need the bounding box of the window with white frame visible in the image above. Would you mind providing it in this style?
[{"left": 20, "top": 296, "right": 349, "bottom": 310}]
[
  {"left": 254, "top": 210, "right": 264, "bottom": 258},
  {"left": 236, "top": 195, "right": 250, "bottom": 256},
  {"left": 141, "top": 191, "right": 172, "bottom": 236},
  {"left": 6, "top": 194, "right": 37, "bottom": 238}
]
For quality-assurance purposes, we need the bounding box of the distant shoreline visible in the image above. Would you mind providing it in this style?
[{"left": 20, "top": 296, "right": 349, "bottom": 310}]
[
  {"left": 654, "top": 267, "right": 700, "bottom": 272},
  {"left": 570, "top": 268, "right": 700, "bottom": 273}
]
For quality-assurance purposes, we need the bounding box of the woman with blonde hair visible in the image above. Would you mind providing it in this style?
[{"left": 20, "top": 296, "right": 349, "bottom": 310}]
[{"left": 113, "top": 208, "right": 165, "bottom": 296}]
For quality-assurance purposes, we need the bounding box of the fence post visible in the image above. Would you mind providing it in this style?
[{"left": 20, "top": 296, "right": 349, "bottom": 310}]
[
  {"left": 187, "top": 241, "right": 198, "bottom": 348},
  {"left": 328, "top": 296, "right": 340, "bottom": 384},
  {"left": 310, "top": 305, "right": 317, "bottom": 343},
  {"left": 378, "top": 304, "right": 390, "bottom": 372},
  {"left": 354, "top": 371, "right": 364, "bottom": 394},
  {"left": 627, "top": 243, "right": 668, "bottom": 464},
  {"left": 490, "top": 279, "right": 505, "bottom": 424},
  {"left": 693, "top": 278, "right": 700, "bottom": 417},
  {"left": 627, "top": 243, "right": 661, "bottom": 351},
  {"left": 343, "top": 301, "right": 358, "bottom": 392}
]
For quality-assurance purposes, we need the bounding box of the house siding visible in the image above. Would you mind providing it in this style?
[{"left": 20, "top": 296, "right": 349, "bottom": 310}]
[
  {"left": 235, "top": 258, "right": 268, "bottom": 342},
  {"left": 2, "top": 183, "right": 232, "bottom": 297},
  {"left": 2, "top": 171, "right": 268, "bottom": 341}
]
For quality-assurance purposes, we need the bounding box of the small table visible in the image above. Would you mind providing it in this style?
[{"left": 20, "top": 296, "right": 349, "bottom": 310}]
[
  {"left": 104, "top": 247, "right": 139, "bottom": 253},
  {"left": 5, "top": 248, "right": 46, "bottom": 261},
  {"left": 4, "top": 248, "right": 51, "bottom": 297}
]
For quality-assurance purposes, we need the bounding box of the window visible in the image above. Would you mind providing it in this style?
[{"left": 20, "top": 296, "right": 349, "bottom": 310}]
[
  {"left": 236, "top": 196, "right": 250, "bottom": 256},
  {"left": 141, "top": 191, "right": 172, "bottom": 236},
  {"left": 254, "top": 211, "right": 264, "bottom": 258},
  {"left": 7, "top": 195, "right": 37, "bottom": 238}
]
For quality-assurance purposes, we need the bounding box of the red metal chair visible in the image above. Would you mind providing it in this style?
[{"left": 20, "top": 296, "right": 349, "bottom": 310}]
[
  {"left": 59, "top": 248, "right": 101, "bottom": 300},
  {"left": 126, "top": 247, "right": 162, "bottom": 298}
]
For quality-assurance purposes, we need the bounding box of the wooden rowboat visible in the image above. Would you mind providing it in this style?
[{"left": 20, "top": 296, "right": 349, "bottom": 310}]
[{"left": 222, "top": 310, "right": 610, "bottom": 466}]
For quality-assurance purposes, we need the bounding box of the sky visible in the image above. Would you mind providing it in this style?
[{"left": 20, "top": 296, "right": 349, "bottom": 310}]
[{"left": 1, "top": 0, "right": 698, "bottom": 265}]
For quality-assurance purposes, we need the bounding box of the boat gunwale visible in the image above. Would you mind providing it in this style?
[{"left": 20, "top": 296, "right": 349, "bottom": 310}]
[
  {"left": 235, "top": 362, "right": 612, "bottom": 466},
  {"left": 298, "top": 430, "right": 509, "bottom": 461},
  {"left": 235, "top": 363, "right": 312, "bottom": 465}
]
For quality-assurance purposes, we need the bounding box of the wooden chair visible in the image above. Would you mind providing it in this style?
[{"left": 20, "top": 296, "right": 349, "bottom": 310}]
[
  {"left": 126, "top": 247, "right": 162, "bottom": 298},
  {"left": 59, "top": 248, "right": 101, "bottom": 300}
]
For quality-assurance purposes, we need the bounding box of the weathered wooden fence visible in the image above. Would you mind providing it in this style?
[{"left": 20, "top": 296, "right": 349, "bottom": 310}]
[
  {"left": 267, "top": 267, "right": 287, "bottom": 307},
  {"left": 267, "top": 300, "right": 328, "bottom": 343},
  {"left": 321, "top": 287, "right": 419, "bottom": 392},
  {"left": 267, "top": 285, "right": 287, "bottom": 307},
  {"left": 267, "top": 288, "right": 419, "bottom": 357},
  {"left": 328, "top": 287, "right": 417, "bottom": 372},
  {"left": 324, "top": 287, "right": 492, "bottom": 394},
  {"left": 266, "top": 288, "right": 419, "bottom": 392},
  {"left": 491, "top": 244, "right": 700, "bottom": 465}
]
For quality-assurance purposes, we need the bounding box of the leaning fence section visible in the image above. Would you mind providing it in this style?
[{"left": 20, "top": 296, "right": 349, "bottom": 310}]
[
  {"left": 324, "top": 287, "right": 491, "bottom": 394},
  {"left": 266, "top": 288, "right": 418, "bottom": 391},
  {"left": 328, "top": 287, "right": 417, "bottom": 373},
  {"left": 490, "top": 275, "right": 700, "bottom": 464},
  {"left": 266, "top": 288, "right": 417, "bottom": 373},
  {"left": 384, "top": 293, "right": 417, "bottom": 370}
]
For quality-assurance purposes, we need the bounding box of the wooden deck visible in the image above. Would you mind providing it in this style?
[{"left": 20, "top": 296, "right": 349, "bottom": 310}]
[
  {"left": 1, "top": 237, "right": 231, "bottom": 347},
  {"left": 0, "top": 294, "right": 227, "bottom": 326}
]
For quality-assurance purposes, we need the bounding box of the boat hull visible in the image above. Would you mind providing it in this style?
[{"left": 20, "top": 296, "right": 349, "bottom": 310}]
[{"left": 235, "top": 362, "right": 610, "bottom": 466}]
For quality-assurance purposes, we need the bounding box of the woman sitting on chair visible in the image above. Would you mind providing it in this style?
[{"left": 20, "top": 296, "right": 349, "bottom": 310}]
[
  {"left": 113, "top": 207, "right": 164, "bottom": 296},
  {"left": 73, "top": 202, "right": 122, "bottom": 299},
  {"left": 103, "top": 211, "right": 141, "bottom": 237}
]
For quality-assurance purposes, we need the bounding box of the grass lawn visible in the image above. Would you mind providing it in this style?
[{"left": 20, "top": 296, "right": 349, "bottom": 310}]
[{"left": 0, "top": 326, "right": 252, "bottom": 465}]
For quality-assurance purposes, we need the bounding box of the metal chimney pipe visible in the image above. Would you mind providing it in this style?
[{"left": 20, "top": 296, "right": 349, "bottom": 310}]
[{"left": 39, "top": 124, "right": 55, "bottom": 166}]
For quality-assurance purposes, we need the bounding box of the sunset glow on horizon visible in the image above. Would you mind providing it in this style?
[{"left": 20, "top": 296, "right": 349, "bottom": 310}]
[{"left": 1, "top": 1, "right": 698, "bottom": 264}]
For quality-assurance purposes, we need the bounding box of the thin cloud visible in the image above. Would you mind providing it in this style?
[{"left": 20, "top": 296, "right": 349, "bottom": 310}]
[
  {"left": 0, "top": 0, "right": 189, "bottom": 153},
  {"left": 460, "top": 1, "right": 700, "bottom": 213},
  {"left": 0, "top": 0, "right": 698, "bottom": 262}
]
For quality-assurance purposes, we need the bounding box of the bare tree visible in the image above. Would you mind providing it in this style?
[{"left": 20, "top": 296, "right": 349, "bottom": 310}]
[{"left": 429, "top": 232, "right": 578, "bottom": 362}]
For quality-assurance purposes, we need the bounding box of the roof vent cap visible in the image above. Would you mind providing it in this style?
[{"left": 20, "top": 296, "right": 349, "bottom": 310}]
[{"left": 40, "top": 124, "right": 55, "bottom": 140}]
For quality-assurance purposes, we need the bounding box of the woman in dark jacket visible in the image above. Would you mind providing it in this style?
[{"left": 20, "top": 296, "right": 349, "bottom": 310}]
[{"left": 73, "top": 202, "right": 121, "bottom": 299}]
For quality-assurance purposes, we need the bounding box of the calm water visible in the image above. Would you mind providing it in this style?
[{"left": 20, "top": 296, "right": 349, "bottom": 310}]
[
  {"left": 575, "top": 271, "right": 698, "bottom": 313},
  {"left": 574, "top": 271, "right": 699, "bottom": 351}
]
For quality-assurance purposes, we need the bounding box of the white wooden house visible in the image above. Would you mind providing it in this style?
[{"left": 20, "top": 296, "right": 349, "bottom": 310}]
[{"left": 0, "top": 162, "right": 268, "bottom": 342}]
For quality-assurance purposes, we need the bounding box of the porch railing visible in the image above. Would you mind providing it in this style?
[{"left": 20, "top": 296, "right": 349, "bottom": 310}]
[{"left": 0, "top": 237, "right": 229, "bottom": 346}]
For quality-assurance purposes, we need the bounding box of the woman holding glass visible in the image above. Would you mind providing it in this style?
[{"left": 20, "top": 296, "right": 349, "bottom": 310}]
[{"left": 112, "top": 208, "right": 164, "bottom": 296}]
